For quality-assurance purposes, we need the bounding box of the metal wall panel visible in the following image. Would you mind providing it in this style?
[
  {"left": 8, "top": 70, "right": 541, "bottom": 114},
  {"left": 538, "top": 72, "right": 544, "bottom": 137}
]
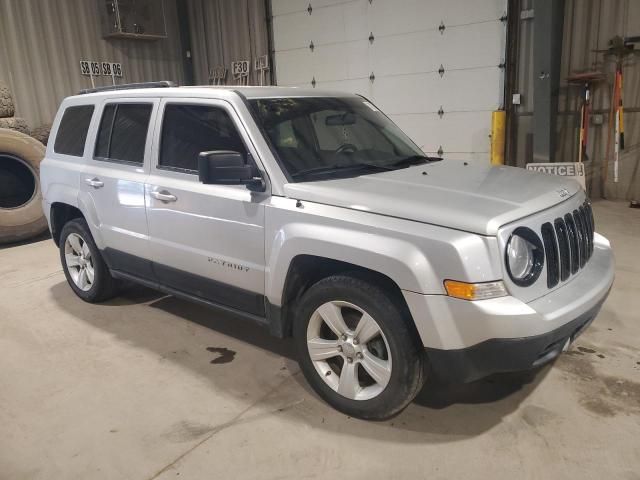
[
  {"left": 186, "top": 0, "right": 271, "bottom": 86},
  {"left": 0, "top": 0, "right": 185, "bottom": 128},
  {"left": 272, "top": 0, "right": 508, "bottom": 163},
  {"left": 512, "top": 0, "right": 640, "bottom": 200}
]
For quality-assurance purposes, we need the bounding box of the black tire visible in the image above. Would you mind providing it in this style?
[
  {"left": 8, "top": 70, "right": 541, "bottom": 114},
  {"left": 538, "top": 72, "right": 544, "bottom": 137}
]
[
  {"left": 59, "top": 218, "right": 118, "bottom": 303},
  {"left": 0, "top": 83, "right": 14, "bottom": 118},
  {"left": 0, "top": 129, "right": 48, "bottom": 244},
  {"left": 293, "top": 274, "right": 425, "bottom": 420}
]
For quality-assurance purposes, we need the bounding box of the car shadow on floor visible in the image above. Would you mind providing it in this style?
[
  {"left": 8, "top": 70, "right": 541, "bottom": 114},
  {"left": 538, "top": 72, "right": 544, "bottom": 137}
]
[
  {"left": 50, "top": 280, "right": 550, "bottom": 442},
  {"left": 0, "top": 231, "right": 51, "bottom": 250}
]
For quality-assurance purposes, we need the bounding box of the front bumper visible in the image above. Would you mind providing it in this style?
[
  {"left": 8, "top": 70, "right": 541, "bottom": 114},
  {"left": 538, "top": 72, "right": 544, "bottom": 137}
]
[
  {"left": 403, "top": 233, "right": 614, "bottom": 383},
  {"left": 425, "top": 297, "right": 604, "bottom": 382}
]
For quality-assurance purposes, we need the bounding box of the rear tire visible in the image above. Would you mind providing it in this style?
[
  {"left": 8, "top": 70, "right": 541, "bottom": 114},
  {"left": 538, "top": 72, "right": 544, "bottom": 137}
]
[
  {"left": 293, "top": 274, "right": 425, "bottom": 420},
  {"left": 59, "top": 218, "right": 118, "bottom": 302}
]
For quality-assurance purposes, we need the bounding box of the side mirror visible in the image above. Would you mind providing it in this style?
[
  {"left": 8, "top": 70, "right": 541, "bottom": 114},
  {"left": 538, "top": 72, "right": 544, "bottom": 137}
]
[{"left": 198, "top": 151, "right": 265, "bottom": 191}]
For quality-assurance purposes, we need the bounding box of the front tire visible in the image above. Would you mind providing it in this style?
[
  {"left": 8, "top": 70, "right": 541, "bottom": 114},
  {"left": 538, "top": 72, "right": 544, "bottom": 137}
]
[
  {"left": 59, "top": 218, "right": 118, "bottom": 302},
  {"left": 293, "top": 274, "right": 425, "bottom": 420}
]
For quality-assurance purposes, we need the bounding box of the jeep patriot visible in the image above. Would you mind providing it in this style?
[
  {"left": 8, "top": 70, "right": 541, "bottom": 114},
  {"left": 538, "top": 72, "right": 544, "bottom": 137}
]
[{"left": 40, "top": 82, "right": 614, "bottom": 419}]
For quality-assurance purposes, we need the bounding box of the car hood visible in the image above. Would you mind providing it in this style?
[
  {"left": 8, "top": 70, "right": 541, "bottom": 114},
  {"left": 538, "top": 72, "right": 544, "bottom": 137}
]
[{"left": 283, "top": 161, "right": 582, "bottom": 235}]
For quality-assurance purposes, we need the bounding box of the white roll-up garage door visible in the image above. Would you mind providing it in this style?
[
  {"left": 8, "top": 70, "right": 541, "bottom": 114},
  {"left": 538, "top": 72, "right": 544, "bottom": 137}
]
[{"left": 271, "top": 0, "right": 507, "bottom": 163}]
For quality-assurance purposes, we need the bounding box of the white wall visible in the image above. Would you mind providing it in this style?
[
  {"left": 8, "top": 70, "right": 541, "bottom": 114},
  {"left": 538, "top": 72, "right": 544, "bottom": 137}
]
[{"left": 272, "top": 0, "right": 507, "bottom": 163}]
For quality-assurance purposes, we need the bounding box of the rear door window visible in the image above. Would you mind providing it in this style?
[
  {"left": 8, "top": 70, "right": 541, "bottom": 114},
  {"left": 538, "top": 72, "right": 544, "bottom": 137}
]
[
  {"left": 94, "top": 103, "right": 153, "bottom": 164},
  {"left": 53, "top": 105, "right": 95, "bottom": 156}
]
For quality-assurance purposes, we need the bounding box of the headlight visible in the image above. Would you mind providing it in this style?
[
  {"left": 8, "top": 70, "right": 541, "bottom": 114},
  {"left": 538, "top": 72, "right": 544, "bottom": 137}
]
[{"left": 505, "top": 227, "right": 544, "bottom": 286}]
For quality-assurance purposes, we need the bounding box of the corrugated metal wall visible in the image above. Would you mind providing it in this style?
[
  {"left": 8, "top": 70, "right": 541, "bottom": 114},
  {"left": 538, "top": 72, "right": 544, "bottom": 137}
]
[
  {"left": 0, "top": 0, "right": 185, "bottom": 128},
  {"left": 186, "top": 0, "right": 270, "bottom": 86},
  {"left": 511, "top": 0, "right": 640, "bottom": 200}
]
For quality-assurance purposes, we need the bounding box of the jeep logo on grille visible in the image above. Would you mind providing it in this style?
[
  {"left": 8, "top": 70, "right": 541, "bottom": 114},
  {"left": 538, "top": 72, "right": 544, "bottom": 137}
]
[{"left": 556, "top": 188, "right": 570, "bottom": 198}]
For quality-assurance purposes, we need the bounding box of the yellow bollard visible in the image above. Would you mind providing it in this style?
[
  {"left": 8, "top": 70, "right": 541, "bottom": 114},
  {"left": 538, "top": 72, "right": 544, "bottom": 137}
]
[{"left": 491, "top": 110, "right": 506, "bottom": 166}]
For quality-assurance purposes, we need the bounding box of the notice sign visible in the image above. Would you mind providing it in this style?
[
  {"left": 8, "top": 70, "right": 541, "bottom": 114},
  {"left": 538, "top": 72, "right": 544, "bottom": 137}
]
[{"left": 526, "top": 162, "right": 586, "bottom": 189}]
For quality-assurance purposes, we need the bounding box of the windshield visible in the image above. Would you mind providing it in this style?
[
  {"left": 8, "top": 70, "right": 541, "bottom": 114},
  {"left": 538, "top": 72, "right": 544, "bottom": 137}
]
[{"left": 249, "top": 97, "right": 428, "bottom": 182}]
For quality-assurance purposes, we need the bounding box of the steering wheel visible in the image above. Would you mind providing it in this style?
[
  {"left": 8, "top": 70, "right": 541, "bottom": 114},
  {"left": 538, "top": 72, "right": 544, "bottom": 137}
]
[{"left": 335, "top": 143, "right": 358, "bottom": 155}]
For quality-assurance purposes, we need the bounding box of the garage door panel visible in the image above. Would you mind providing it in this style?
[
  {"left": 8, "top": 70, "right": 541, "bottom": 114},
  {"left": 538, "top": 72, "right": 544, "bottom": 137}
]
[
  {"left": 342, "top": 0, "right": 370, "bottom": 42},
  {"left": 373, "top": 68, "right": 502, "bottom": 114},
  {"left": 373, "top": 20, "right": 504, "bottom": 77},
  {"left": 312, "top": 41, "right": 370, "bottom": 81},
  {"left": 436, "top": 21, "right": 505, "bottom": 69},
  {"left": 309, "top": 46, "right": 347, "bottom": 82},
  {"left": 370, "top": 0, "right": 506, "bottom": 37},
  {"left": 275, "top": 49, "right": 314, "bottom": 85},
  {"left": 271, "top": 0, "right": 307, "bottom": 17},
  {"left": 273, "top": 11, "right": 311, "bottom": 50},
  {"left": 310, "top": 5, "right": 348, "bottom": 45},
  {"left": 438, "top": 0, "right": 506, "bottom": 25},
  {"left": 311, "top": 0, "right": 355, "bottom": 8},
  {"left": 369, "top": 0, "right": 439, "bottom": 37},
  {"left": 372, "top": 30, "right": 441, "bottom": 77},
  {"left": 391, "top": 111, "right": 491, "bottom": 154}
]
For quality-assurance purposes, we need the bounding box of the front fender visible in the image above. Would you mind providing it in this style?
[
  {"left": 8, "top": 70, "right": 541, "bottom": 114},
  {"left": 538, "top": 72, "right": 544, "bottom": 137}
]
[
  {"left": 266, "top": 222, "right": 439, "bottom": 305},
  {"left": 264, "top": 198, "right": 503, "bottom": 308}
]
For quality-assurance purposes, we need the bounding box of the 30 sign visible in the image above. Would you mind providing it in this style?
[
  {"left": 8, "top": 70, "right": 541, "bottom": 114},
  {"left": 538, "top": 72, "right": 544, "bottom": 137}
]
[{"left": 231, "top": 60, "right": 250, "bottom": 77}]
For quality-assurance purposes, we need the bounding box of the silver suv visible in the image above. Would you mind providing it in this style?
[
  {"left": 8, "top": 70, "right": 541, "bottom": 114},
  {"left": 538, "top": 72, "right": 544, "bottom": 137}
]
[{"left": 41, "top": 83, "right": 614, "bottom": 419}]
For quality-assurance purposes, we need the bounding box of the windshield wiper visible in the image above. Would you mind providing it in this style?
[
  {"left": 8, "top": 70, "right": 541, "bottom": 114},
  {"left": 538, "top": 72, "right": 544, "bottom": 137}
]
[
  {"left": 291, "top": 163, "right": 390, "bottom": 179},
  {"left": 389, "top": 154, "right": 442, "bottom": 168},
  {"left": 291, "top": 155, "right": 442, "bottom": 179}
]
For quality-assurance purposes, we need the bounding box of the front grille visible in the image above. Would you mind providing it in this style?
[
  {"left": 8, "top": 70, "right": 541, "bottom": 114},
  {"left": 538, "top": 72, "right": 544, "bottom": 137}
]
[{"left": 544, "top": 201, "right": 595, "bottom": 288}]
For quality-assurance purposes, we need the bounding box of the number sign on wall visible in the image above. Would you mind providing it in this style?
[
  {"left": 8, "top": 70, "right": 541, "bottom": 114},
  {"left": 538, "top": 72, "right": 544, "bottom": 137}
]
[
  {"left": 232, "top": 61, "right": 250, "bottom": 78},
  {"left": 80, "top": 60, "right": 123, "bottom": 78}
]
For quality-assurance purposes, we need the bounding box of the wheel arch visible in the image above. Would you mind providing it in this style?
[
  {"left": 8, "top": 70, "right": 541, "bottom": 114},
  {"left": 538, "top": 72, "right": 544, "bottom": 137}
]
[
  {"left": 268, "top": 254, "right": 418, "bottom": 340},
  {"left": 50, "top": 202, "right": 85, "bottom": 246}
]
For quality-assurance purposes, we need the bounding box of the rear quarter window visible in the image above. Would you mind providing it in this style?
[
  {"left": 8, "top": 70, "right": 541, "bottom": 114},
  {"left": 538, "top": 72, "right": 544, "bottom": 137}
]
[{"left": 53, "top": 105, "right": 95, "bottom": 156}]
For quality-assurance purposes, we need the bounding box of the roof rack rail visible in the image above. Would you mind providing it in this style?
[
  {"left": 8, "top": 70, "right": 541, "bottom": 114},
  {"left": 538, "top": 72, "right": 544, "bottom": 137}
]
[{"left": 78, "top": 80, "right": 177, "bottom": 95}]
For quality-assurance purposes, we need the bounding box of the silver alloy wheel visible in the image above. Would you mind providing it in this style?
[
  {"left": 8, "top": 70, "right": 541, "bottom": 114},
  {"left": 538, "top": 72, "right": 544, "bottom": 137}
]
[
  {"left": 306, "top": 300, "right": 392, "bottom": 401},
  {"left": 64, "top": 233, "right": 94, "bottom": 292}
]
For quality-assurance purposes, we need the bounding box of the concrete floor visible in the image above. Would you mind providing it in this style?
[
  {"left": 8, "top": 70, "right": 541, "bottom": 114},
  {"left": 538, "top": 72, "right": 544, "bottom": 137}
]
[{"left": 1, "top": 200, "right": 639, "bottom": 480}]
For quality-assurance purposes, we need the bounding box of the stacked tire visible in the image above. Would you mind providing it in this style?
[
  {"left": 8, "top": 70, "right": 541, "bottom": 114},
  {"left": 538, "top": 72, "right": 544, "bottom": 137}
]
[
  {"left": 0, "top": 82, "right": 49, "bottom": 244},
  {"left": 31, "top": 123, "right": 52, "bottom": 145},
  {"left": 0, "top": 82, "right": 30, "bottom": 136},
  {"left": 0, "top": 83, "right": 15, "bottom": 118},
  {"left": 0, "top": 117, "right": 30, "bottom": 135}
]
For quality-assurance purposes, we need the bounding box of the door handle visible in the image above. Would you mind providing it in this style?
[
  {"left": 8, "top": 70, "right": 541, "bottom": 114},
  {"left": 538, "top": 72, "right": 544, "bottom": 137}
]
[
  {"left": 85, "top": 177, "right": 104, "bottom": 188},
  {"left": 150, "top": 190, "right": 177, "bottom": 203}
]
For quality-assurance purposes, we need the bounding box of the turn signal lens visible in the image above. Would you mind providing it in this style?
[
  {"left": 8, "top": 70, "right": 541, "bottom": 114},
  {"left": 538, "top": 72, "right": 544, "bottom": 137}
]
[{"left": 444, "top": 280, "right": 507, "bottom": 301}]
